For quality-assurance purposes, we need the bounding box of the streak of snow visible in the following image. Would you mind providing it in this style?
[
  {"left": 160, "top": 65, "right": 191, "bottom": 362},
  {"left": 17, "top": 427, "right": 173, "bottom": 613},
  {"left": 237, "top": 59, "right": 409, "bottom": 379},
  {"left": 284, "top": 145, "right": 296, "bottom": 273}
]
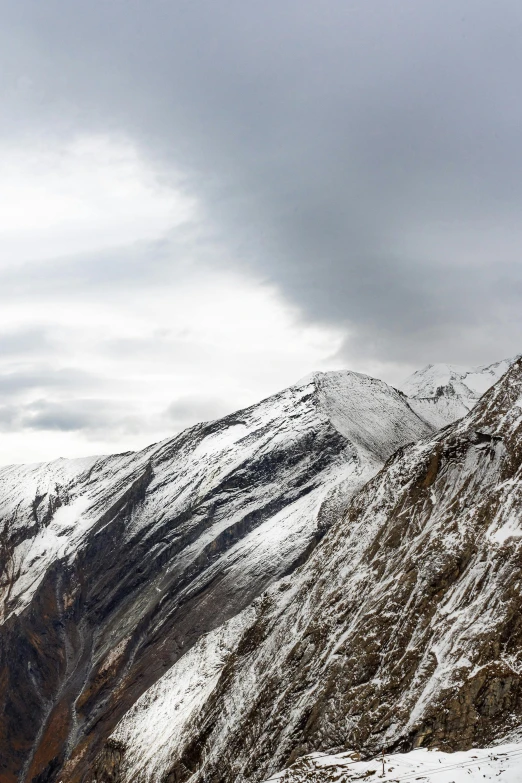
[{"left": 112, "top": 609, "right": 254, "bottom": 783}]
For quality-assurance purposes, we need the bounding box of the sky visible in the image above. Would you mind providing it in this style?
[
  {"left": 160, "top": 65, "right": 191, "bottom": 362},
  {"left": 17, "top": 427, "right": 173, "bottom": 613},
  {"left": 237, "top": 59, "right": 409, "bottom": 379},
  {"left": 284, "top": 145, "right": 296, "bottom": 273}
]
[{"left": 0, "top": 0, "right": 521, "bottom": 464}]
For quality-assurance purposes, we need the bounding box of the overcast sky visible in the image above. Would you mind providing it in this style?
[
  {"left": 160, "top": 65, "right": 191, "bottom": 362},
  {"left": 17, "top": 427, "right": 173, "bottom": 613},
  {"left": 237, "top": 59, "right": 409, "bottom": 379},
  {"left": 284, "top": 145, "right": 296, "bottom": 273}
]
[{"left": 1, "top": 0, "right": 521, "bottom": 464}]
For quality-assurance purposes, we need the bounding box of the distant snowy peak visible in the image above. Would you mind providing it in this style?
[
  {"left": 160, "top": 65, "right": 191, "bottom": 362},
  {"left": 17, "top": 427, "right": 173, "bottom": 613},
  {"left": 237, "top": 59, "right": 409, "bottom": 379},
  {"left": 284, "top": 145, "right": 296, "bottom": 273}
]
[
  {"left": 399, "top": 356, "right": 519, "bottom": 428},
  {"left": 401, "top": 357, "right": 517, "bottom": 400}
]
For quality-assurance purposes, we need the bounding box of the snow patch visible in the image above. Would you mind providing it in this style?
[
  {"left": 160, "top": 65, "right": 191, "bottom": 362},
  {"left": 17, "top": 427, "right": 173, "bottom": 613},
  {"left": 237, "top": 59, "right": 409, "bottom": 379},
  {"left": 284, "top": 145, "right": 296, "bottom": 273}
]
[
  {"left": 272, "top": 743, "right": 522, "bottom": 783},
  {"left": 112, "top": 609, "right": 254, "bottom": 782}
]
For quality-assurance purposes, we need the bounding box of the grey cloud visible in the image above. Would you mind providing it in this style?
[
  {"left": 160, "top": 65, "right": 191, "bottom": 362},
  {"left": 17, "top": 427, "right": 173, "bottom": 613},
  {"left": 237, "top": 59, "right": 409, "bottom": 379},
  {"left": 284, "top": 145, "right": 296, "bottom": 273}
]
[
  {"left": 0, "top": 239, "right": 189, "bottom": 300},
  {"left": 0, "top": 398, "right": 147, "bottom": 440},
  {"left": 20, "top": 399, "right": 127, "bottom": 433},
  {"left": 0, "top": 394, "right": 229, "bottom": 444},
  {"left": 0, "top": 229, "right": 216, "bottom": 308},
  {"left": 1, "top": 0, "right": 522, "bottom": 369},
  {"left": 0, "top": 404, "right": 18, "bottom": 431},
  {"left": 0, "top": 328, "right": 53, "bottom": 356},
  {"left": 0, "top": 367, "right": 105, "bottom": 397}
]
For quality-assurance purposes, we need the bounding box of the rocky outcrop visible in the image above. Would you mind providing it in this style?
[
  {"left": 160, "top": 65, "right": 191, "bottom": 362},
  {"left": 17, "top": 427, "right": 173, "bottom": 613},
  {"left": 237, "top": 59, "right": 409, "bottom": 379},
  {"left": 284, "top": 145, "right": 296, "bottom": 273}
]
[
  {"left": 0, "top": 371, "right": 432, "bottom": 783},
  {"left": 107, "top": 359, "right": 522, "bottom": 783}
]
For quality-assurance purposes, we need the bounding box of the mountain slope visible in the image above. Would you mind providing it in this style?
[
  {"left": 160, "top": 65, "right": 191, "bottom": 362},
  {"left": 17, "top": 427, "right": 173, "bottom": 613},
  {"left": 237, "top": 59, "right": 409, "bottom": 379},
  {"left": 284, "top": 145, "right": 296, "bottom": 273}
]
[
  {"left": 0, "top": 370, "right": 432, "bottom": 783},
  {"left": 400, "top": 356, "right": 518, "bottom": 427},
  {"left": 107, "top": 358, "right": 522, "bottom": 783},
  {"left": 271, "top": 743, "right": 522, "bottom": 783}
]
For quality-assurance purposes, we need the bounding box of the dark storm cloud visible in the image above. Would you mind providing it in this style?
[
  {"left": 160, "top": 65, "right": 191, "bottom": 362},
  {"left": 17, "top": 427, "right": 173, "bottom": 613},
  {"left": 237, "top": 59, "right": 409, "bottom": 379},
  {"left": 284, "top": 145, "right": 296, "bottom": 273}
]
[{"left": 1, "top": 0, "right": 522, "bottom": 365}]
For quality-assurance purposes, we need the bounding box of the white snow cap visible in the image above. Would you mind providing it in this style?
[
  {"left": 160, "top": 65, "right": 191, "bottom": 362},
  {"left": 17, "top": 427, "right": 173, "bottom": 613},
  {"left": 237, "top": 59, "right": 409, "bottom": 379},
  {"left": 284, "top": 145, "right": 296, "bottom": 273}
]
[{"left": 401, "top": 357, "right": 518, "bottom": 400}]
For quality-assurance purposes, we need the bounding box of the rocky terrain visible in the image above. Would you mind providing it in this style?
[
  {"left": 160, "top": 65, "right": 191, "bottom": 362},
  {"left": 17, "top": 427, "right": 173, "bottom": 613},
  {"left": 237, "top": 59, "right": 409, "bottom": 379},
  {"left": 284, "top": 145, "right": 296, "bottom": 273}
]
[
  {"left": 1, "top": 358, "right": 520, "bottom": 783},
  {"left": 0, "top": 370, "right": 432, "bottom": 783},
  {"left": 99, "top": 357, "right": 522, "bottom": 783}
]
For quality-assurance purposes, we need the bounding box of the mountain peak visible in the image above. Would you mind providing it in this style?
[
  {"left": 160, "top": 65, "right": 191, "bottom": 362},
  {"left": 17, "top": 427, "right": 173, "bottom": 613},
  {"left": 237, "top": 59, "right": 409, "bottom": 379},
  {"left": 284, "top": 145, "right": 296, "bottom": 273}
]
[
  {"left": 401, "top": 356, "right": 519, "bottom": 400},
  {"left": 398, "top": 355, "right": 519, "bottom": 428}
]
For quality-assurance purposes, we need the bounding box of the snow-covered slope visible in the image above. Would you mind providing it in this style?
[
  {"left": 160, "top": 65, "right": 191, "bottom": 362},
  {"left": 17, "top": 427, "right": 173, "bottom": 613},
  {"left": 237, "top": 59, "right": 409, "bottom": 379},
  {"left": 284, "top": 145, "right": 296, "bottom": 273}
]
[
  {"left": 400, "top": 356, "right": 518, "bottom": 427},
  {"left": 105, "top": 358, "right": 522, "bottom": 783},
  {"left": 270, "top": 744, "right": 522, "bottom": 783},
  {"left": 0, "top": 370, "right": 432, "bottom": 783},
  {"left": 109, "top": 608, "right": 255, "bottom": 783}
]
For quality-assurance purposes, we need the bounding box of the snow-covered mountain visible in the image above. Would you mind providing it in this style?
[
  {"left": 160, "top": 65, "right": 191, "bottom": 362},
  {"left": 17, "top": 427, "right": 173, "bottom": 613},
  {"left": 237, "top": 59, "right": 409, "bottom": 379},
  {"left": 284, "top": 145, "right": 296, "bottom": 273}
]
[
  {"left": 400, "top": 356, "right": 518, "bottom": 428},
  {"left": 101, "top": 357, "right": 522, "bottom": 783},
  {"left": 0, "top": 370, "right": 433, "bottom": 783}
]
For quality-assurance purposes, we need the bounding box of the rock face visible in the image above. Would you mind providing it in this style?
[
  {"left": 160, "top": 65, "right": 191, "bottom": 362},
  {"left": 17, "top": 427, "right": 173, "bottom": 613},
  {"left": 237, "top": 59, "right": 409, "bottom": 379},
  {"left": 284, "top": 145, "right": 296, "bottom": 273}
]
[
  {"left": 400, "top": 356, "right": 518, "bottom": 428},
  {"left": 107, "top": 358, "right": 522, "bottom": 783},
  {"left": 0, "top": 371, "right": 432, "bottom": 783}
]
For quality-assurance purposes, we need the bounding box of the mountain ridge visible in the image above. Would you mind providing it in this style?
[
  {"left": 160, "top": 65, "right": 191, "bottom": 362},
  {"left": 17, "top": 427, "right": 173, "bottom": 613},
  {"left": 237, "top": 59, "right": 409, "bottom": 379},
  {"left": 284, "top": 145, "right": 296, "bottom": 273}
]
[
  {"left": 101, "top": 357, "right": 522, "bottom": 783},
  {"left": 0, "top": 368, "right": 433, "bottom": 783}
]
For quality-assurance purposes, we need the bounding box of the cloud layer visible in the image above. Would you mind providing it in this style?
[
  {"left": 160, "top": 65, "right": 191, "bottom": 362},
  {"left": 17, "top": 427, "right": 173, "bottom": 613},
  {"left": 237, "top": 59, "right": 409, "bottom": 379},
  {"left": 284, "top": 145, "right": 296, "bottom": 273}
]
[{"left": 0, "top": 0, "right": 521, "bottom": 461}]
